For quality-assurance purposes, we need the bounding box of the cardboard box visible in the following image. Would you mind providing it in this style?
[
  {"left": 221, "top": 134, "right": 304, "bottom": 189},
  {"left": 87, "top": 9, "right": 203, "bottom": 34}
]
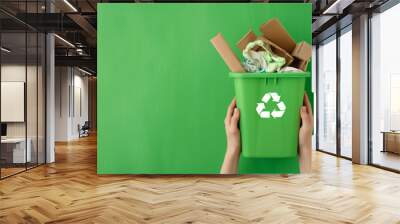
[
  {"left": 212, "top": 18, "right": 310, "bottom": 73},
  {"left": 291, "top": 58, "right": 309, "bottom": 71},
  {"left": 210, "top": 33, "right": 245, "bottom": 72},
  {"left": 260, "top": 18, "right": 296, "bottom": 53},
  {"left": 236, "top": 30, "right": 257, "bottom": 52},
  {"left": 291, "top": 41, "right": 312, "bottom": 61}
]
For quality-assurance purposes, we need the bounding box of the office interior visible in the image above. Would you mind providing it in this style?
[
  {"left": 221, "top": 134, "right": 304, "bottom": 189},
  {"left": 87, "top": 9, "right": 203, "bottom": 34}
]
[
  {"left": 0, "top": 0, "right": 399, "bottom": 175},
  {"left": 0, "top": 0, "right": 400, "bottom": 222},
  {"left": 0, "top": 0, "right": 97, "bottom": 179},
  {"left": 313, "top": 2, "right": 400, "bottom": 172}
]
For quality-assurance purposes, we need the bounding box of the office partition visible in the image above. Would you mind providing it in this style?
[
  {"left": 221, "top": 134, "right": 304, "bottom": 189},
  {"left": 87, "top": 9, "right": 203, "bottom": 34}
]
[{"left": 0, "top": 1, "right": 47, "bottom": 179}]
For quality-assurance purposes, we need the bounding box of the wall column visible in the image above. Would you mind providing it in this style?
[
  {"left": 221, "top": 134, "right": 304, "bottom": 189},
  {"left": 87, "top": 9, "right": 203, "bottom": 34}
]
[
  {"left": 352, "top": 14, "right": 369, "bottom": 164},
  {"left": 45, "top": 0, "right": 55, "bottom": 163},
  {"left": 46, "top": 32, "right": 55, "bottom": 163}
]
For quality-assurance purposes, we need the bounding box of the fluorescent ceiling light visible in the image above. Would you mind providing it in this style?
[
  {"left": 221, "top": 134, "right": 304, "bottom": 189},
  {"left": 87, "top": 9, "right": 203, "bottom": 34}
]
[
  {"left": 54, "top": 34, "right": 75, "bottom": 48},
  {"left": 323, "top": 0, "right": 343, "bottom": 14},
  {"left": 1, "top": 47, "right": 11, "bottom": 53},
  {"left": 323, "top": 0, "right": 354, "bottom": 15},
  {"left": 63, "top": 0, "right": 78, "bottom": 12},
  {"left": 78, "top": 67, "right": 93, "bottom": 76}
]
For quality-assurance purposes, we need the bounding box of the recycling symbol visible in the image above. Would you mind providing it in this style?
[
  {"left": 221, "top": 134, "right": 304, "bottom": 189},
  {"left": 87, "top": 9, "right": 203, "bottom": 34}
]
[{"left": 256, "top": 92, "right": 286, "bottom": 119}]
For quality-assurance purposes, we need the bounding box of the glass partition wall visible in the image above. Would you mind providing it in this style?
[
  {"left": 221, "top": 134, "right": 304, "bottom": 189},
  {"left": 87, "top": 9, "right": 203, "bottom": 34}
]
[
  {"left": 0, "top": 3, "right": 46, "bottom": 179},
  {"left": 339, "top": 27, "right": 352, "bottom": 159},
  {"left": 317, "top": 35, "right": 337, "bottom": 155},
  {"left": 370, "top": 4, "right": 400, "bottom": 172},
  {"left": 316, "top": 26, "right": 353, "bottom": 159},
  {"left": 0, "top": 31, "right": 27, "bottom": 177}
]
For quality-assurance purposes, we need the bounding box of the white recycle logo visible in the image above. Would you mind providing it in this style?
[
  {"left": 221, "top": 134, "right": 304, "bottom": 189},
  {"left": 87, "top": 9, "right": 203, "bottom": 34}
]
[{"left": 256, "top": 92, "right": 286, "bottom": 119}]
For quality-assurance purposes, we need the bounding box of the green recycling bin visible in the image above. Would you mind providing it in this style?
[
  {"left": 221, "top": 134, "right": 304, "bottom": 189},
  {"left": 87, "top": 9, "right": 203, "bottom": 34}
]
[{"left": 230, "top": 72, "right": 310, "bottom": 158}]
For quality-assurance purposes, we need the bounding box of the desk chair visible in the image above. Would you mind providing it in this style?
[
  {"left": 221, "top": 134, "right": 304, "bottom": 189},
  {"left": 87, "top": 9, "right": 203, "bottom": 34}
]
[{"left": 79, "top": 121, "right": 90, "bottom": 138}]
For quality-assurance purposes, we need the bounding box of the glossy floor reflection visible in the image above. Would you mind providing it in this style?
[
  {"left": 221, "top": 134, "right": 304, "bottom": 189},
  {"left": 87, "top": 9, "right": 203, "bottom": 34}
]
[{"left": 372, "top": 150, "right": 400, "bottom": 171}]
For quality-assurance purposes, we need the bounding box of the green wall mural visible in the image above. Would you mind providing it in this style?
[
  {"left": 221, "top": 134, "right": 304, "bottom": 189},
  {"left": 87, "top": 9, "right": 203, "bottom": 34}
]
[{"left": 98, "top": 3, "right": 312, "bottom": 174}]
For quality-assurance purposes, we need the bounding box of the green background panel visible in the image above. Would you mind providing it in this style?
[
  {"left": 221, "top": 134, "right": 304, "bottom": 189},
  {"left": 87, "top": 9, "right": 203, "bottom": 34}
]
[{"left": 98, "top": 3, "right": 312, "bottom": 174}]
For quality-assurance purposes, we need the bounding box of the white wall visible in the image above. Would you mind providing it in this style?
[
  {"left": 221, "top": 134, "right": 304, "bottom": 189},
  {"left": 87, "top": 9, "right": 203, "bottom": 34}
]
[
  {"left": 72, "top": 73, "right": 89, "bottom": 138},
  {"left": 1, "top": 65, "right": 28, "bottom": 141},
  {"left": 55, "top": 67, "right": 89, "bottom": 141},
  {"left": 1, "top": 64, "right": 26, "bottom": 81},
  {"left": 1, "top": 63, "right": 46, "bottom": 164},
  {"left": 1, "top": 82, "right": 25, "bottom": 122},
  {"left": 1, "top": 65, "right": 39, "bottom": 137},
  {"left": 55, "top": 66, "right": 70, "bottom": 141}
]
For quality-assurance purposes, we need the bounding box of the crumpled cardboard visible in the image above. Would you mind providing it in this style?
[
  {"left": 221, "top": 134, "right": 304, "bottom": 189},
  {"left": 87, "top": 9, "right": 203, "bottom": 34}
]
[
  {"left": 259, "top": 18, "right": 296, "bottom": 53},
  {"left": 210, "top": 18, "right": 312, "bottom": 72}
]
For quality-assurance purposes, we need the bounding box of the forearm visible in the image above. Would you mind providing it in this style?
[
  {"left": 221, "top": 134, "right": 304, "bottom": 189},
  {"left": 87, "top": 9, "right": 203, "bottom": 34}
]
[
  {"left": 220, "top": 150, "right": 240, "bottom": 174},
  {"left": 299, "top": 145, "right": 312, "bottom": 173}
]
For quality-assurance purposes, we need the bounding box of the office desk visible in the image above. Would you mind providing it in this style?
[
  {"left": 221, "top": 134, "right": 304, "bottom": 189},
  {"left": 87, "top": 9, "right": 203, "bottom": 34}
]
[
  {"left": 1, "top": 138, "right": 32, "bottom": 163},
  {"left": 381, "top": 131, "right": 400, "bottom": 154}
]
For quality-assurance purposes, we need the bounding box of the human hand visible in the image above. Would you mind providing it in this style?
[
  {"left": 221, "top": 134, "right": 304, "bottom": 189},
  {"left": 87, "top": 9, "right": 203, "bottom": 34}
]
[
  {"left": 220, "top": 98, "right": 241, "bottom": 174},
  {"left": 225, "top": 98, "right": 241, "bottom": 157},
  {"left": 298, "top": 92, "right": 313, "bottom": 173}
]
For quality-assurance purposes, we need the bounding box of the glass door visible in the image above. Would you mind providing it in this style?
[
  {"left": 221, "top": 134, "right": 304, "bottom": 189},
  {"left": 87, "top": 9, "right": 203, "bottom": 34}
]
[{"left": 1, "top": 31, "right": 28, "bottom": 178}]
